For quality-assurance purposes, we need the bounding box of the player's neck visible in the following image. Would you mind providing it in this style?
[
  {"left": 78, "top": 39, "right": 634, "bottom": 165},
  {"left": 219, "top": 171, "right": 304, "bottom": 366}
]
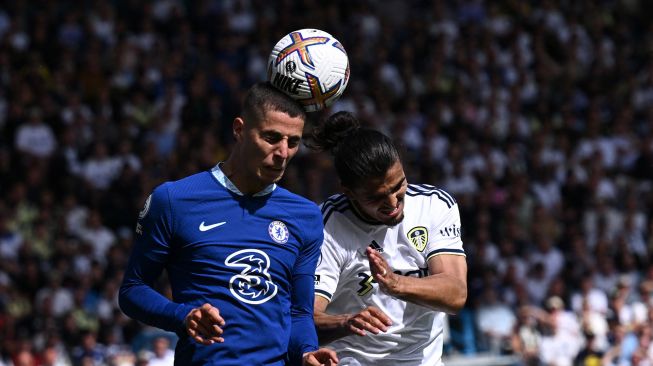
[
  {"left": 349, "top": 199, "right": 384, "bottom": 226},
  {"left": 220, "top": 159, "right": 266, "bottom": 195}
]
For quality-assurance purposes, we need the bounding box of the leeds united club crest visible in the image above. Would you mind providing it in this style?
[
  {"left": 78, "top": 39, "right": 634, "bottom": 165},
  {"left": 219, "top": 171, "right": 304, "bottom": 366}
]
[{"left": 407, "top": 226, "right": 428, "bottom": 252}]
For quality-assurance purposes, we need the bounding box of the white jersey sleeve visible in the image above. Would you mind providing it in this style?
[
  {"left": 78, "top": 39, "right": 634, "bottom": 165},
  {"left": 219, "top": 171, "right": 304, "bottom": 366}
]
[
  {"left": 315, "top": 195, "right": 353, "bottom": 302},
  {"left": 426, "top": 196, "right": 465, "bottom": 260},
  {"left": 315, "top": 230, "right": 346, "bottom": 301}
]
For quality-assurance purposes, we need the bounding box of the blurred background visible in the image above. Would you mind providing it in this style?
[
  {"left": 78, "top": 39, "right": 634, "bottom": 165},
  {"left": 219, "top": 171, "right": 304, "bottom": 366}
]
[{"left": 0, "top": 0, "right": 652, "bottom": 365}]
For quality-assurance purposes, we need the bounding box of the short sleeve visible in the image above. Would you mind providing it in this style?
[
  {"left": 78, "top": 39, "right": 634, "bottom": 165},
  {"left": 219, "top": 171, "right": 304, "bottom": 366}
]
[
  {"left": 314, "top": 231, "right": 344, "bottom": 302},
  {"left": 425, "top": 201, "right": 465, "bottom": 261}
]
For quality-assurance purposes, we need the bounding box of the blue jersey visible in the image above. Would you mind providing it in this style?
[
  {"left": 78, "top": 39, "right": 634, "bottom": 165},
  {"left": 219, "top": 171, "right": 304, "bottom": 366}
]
[{"left": 119, "top": 166, "right": 323, "bottom": 365}]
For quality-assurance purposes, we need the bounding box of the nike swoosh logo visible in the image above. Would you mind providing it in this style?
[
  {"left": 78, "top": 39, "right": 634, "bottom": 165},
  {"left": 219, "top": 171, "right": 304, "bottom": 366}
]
[{"left": 199, "top": 221, "right": 227, "bottom": 231}]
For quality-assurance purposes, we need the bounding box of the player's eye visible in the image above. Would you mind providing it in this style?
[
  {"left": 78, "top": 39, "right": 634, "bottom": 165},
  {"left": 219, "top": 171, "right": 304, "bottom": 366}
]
[
  {"left": 262, "top": 133, "right": 282, "bottom": 144},
  {"left": 365, "top": 195, "right": 385, "bottom": 204},
  {"left": 287, "top": 138, "right": 300, "bottom": 148}
]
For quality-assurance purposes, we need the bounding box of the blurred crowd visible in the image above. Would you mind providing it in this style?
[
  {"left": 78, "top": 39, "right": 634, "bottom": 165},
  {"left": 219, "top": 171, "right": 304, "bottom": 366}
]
[{"left": 0, "top": 0, "right": 652, "bottom": 365}]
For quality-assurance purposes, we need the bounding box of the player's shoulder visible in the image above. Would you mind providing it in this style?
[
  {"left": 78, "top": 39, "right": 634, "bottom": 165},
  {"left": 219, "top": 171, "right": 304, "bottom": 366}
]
[
  {"left": 155, "top": 170, "right": 214, "bottom": 195},
  {"left": 319, "top": 193, "right": 351, "bottom": 226},
  {"left": 271, "top": 186, "right": 322, "bottom": 218},
  {"left": 405, "top": 183, "right": 457, "bottom": 209},
  {"left": 273, "top": 186, "right": 320, "bottom": 209},
  {"left": 146, "top": 171, "right": 219, "bottom": 211}
]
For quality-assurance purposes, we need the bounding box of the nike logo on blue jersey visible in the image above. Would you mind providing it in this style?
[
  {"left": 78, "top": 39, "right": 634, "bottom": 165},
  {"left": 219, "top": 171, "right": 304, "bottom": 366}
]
[{"left": 199, "top": 221, "right": 227, "bottom": 231}]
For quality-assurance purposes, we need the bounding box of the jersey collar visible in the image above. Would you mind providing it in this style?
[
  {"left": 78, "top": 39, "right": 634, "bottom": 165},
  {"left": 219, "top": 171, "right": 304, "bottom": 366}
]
[{"left": 211, "top": 163, "right": 276, "bottom": 197}]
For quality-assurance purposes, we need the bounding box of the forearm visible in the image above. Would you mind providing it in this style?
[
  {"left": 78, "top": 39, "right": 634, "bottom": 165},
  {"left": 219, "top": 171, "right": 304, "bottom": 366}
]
[
  {"left": 288, "top": 274, "right": 319, "bottom": 364},
  {"left": 119, "top": 281, "right": 193, "bottom": 333},
  {"left": 119, "top": 251, "right": 193, "bottom": 332},
  {"left": 289, "top": 311, "right": 319, "bottom": 364},
  {"left": 392, "top": 273, "right": 467, "bottom": 313},
  {"left": 314, "top": 309, "right": 354, "bottom": 344}
]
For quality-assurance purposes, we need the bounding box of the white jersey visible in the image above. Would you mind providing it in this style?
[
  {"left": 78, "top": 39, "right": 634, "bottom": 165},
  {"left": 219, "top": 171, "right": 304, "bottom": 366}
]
[{"left": 315, "top": 184, "right": 465, "bottom": 366}]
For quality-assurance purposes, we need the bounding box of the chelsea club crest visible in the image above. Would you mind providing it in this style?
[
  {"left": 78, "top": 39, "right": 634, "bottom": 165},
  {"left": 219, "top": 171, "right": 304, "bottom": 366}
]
[{"left": 268, "top": 220, "right": 289, "bottom": 244}]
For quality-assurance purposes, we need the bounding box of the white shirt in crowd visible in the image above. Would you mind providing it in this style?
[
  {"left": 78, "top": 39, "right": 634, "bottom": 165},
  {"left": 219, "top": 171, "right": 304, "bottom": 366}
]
[{"left": 15, "top": 122, "right": 57, "bottom": 158}]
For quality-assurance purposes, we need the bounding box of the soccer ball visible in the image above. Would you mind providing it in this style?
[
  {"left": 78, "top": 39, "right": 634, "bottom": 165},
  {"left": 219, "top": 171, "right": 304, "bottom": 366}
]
[{"left": 268, "top": 29, "right": 350, "bottom": 112}]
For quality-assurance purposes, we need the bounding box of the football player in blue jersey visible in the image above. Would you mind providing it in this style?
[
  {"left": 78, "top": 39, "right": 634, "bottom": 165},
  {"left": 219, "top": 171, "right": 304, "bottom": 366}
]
[
  {"left": 119, "top": 82, "right": 338, "bottom": 366},
  {"left": 306, "top": 112, "right": 467, "bottom": 366}
]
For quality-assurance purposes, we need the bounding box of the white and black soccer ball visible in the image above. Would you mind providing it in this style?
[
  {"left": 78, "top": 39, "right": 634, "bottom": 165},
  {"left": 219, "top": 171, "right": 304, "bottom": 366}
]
[{"left": 268, "top": 29, "right": 350, "bottom": 112}]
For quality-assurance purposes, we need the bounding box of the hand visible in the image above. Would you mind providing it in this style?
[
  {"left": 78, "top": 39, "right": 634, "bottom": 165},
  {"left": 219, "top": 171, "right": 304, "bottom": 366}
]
[
  {"left": 366, "top": 247, "right": 401, "bottom": 296},
  {"left": 185, "top": 303, "right": 225, "bottom": 345},
  {"left": 344, "top": 306, "right": 392, "bottom": 336},
  {"left": 303, "top": 348, "right": 339, "bottom": 366}
]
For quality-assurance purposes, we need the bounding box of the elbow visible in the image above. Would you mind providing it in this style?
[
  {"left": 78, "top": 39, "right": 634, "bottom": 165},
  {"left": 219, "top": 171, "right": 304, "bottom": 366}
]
[
  {"left": 117, "top": 283, "right": 135, "bottom": 319},
  {"left": 117, "top": 286, "right": 128, "bottom": 315},
  {"left": 446, "top": 288, "right": 468, "bottom": 314}
]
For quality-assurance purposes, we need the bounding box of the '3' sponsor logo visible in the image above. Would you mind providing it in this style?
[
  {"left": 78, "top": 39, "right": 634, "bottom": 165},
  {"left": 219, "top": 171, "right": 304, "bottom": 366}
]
[{"left": 225, "top": 249, "right": 278, "bottom": 304}]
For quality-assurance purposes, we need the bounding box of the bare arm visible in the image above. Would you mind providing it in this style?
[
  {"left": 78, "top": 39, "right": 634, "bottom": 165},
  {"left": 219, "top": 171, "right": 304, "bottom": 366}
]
[
  {"left": 367, "top": 247, "right": 467, "bottom": 313},
  {"left": 313, "top": 295, "right": 392, "bottom": 345}
]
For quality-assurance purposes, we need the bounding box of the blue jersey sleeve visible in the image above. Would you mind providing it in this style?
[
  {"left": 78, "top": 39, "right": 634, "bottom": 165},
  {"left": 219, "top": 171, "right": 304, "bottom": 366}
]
[
  {"left": 119, "top": 183, "right": 194, "bottom": 333},
  {"left": 287, "top": 212, "right": 323, "bottom": 364}
]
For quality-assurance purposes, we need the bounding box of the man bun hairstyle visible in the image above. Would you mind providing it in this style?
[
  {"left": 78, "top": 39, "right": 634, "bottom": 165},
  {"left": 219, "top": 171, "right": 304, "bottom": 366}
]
[
  {"left": 243, "top": 81, "right": 306, "bottom": 126},
  {"left": 304, "top": 111, "right": 361, "bottom": 152},
  {"left": 306, "top": 111, "right": 400, "bottom": 189}
]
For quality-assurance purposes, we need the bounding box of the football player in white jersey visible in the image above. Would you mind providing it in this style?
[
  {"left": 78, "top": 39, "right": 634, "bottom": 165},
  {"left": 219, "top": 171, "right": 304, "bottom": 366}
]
[{"left": 306, "top": 111, "right": 468, "bottom": 366}]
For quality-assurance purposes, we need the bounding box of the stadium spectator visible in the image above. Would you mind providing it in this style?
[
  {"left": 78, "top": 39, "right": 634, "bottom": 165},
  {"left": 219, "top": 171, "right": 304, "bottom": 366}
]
[
  {"left": 475, "top": 287, "right": 516, "bottom": 354},
  {"left": 14, "top": 108, "right": 57, "bottom": 159}
]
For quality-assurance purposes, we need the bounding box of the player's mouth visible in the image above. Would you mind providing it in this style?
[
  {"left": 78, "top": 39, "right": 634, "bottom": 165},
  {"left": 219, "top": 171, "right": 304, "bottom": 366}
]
[
  {"left": 260, "top": 165, "right": 285, "bottom": 181},
  {"left": 265, "top": 165, "right": 285, "bottom": 173},
  {"left": 379, "top": 202, "right": 403, "bottom": 218}
]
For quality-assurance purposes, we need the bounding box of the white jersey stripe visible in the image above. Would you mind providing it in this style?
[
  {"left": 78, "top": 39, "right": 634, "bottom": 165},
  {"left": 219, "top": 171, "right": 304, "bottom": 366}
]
[
  {"left": 406, "top": 189, "right": 453, "bottom": 208},
  {"left": 320, "top": 195, "right": 347, "bottom": 214},
  {"left": 408, "top": 184, "right": 456, "bottom": 207},
  {"left": 321, "top": 195, "right": 349, "bottom": 224}
]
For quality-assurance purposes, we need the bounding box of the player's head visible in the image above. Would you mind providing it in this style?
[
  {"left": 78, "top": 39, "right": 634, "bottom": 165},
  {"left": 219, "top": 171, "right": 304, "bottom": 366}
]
[
  {"left": 231, "top": 82, "right": 306, "bottom": 191},
  {"left": 307, "top": 111, "right": 407, "bottom": 226}
]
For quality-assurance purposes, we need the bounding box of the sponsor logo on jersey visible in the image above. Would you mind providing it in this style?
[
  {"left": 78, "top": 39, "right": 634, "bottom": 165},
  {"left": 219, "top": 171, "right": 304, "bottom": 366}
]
[
  {"left": 225, "top": 249, "right": 278, "bottom": 304},
  {"left": 369, "top": 240, "right": 383, "bottom": 253},
  {"left": 356, "top": 268, "right": 428, "bottom": 295},
  {"left": 407, "top": 226, "right": 428, "bottom": 252},
  {"left": 440, "top": 224, "right": 461, "bottom": 237},
  {"left": 138, "top": 194, "right": 152, "bottom": 219},
  {"left": 268, "top": 220, "right": 289, "bottom": 244},
  {"left": 199, "top": 221, "right": 226, "bottom": 231},
  {"left": 357, "top": 273, "right": 374, "bottom": 296}
]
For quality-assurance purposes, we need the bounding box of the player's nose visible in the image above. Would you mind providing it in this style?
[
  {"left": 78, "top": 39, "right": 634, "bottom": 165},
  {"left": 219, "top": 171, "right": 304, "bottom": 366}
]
[
  {"left": 274, "top": 140, "right": 289, "bottom": 159},
  {"left": 384, "top": 193, "right": 399, "bottom": 208}
]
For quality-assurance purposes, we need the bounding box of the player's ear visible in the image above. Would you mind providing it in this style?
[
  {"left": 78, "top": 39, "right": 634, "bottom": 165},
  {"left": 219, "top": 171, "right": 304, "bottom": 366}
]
[{"left": 233, "top": 117, "right": 245, "bottom": 142}]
